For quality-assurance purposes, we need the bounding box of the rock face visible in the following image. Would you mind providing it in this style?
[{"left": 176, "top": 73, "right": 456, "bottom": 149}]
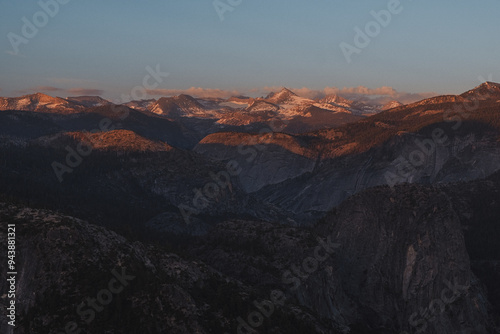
[
  {"left": 255, "top": 130, "right": 500, "bottom": 221},
  {"left": 307, "top": 184, "right": 491, "bottom": 333},
  {"left": 193, "top": 88, "right": 500, "bottom": 221},
  {"left": 190, "top": 174, "right": 500, "bottom": 333},
  {"left": 193, "top": 123, "right": 500, "bottom": 222},
  {"left": 194, "top": 132, "right": 318, "bottom": 192}
]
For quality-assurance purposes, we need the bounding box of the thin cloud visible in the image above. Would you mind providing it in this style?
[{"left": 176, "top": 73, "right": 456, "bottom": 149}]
[
  {"left": 48, "top": 77, "right": 100, "bottom": 86},
  {"left": 34, "top": 86, "right": 64, "bottom": 92},
  {"left": 337, "top": 86, "right": 397, "bottom": 96},
  {"left": 258, "top": 86, "right": 437, "bottom": 105},
  {"left": 145, "top": 87, "right": 241, "bottom": 99},
  {"left": 66, "top": 88, "right": 104, "bottom": 96},
  {"left": 13, "top": 89, "right": 30, "bottom": 96},
  {"left": 12, "top": 87, "right": 104, "bottom": 97}
]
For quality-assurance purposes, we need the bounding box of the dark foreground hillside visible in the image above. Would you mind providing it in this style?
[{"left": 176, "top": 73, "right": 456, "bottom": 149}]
[{"left": 1, "top": 171, "right": 499, "bottom": 333}]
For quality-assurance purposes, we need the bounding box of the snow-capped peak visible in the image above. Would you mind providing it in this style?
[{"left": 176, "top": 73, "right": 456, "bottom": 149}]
[
  {"left": 0, "top": 93, "right": 83, "bottom": 112},
  {"left": 265, "top": 88, "right": 300, "bottom": 104},
  {"left": 382, "top": 100, "right": 403, "bottom": 110},
  {"left": 318, "top": 94, "right": 353, "bottom": 107}
]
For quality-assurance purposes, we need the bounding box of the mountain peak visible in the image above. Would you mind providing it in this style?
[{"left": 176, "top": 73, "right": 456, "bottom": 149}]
[
  {"left": 0, "top": 92, "right": 80, "bottom": 112},
  {"left": 29, "top": 92, "right": 63, "bottom": 102},
  {"left": 66, "top": 95, "right": 110, "bottom": 108},
  {"left": 279, "top": 87, "right": 296, "bottom": 94},
  {"left": 150, "top": 94, "right": 206, "bottom": 116},
  {"left": 471, "top": 81, "right": 500, "bottom": 93},
  {"left": 481, "top": 81, "right": 500, "bottom": 89},
  {"left": 461, "top": 81, "right": 500, "bottom": 100},
  {"left": 32, "top": 92, "right": 51, "bottom": 97},
  {"left": 177, "top": 93, "right": 195, "bottom": 99},
  {"left": 265, "top": 87, "right": 299, "bottom": 104},
  {"left": 382, "top": 100, "right": 403, "bottom": 110}
]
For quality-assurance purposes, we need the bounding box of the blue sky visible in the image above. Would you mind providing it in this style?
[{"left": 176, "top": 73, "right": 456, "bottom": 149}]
[{"left": 0, "top": 0, "right": 499, "bottom": 101}]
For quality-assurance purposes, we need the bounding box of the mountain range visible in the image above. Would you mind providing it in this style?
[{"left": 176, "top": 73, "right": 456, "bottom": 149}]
[{"left": 0, "top": 87, "right": 390, "bottom": 135}]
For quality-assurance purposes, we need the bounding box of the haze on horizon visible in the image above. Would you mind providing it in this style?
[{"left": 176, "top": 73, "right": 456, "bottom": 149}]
[{"left": 0, "top": 0, "right": 499, "bottom": 102}]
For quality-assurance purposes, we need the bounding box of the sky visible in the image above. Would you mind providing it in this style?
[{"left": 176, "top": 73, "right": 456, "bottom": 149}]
[{"left": 0, "top": 0, "right": 499, "bottom": 103}]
